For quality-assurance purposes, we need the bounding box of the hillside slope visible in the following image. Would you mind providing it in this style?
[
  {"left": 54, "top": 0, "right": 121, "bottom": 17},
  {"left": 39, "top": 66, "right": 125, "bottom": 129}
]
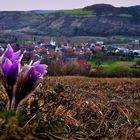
[{"left": 0, "top": 4, "right": 140, "bottom": 36}]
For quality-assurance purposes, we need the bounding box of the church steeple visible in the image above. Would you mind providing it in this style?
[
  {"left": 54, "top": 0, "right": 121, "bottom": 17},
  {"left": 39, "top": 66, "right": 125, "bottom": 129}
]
[{"left": 50, "top": 38, "right": 56, "bottom": 46}]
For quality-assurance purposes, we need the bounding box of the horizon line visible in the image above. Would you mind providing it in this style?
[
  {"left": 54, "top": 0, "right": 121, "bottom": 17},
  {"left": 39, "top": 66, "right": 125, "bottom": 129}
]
[{"left": 0, "top": 3, "right": 139, "bottom": 12}]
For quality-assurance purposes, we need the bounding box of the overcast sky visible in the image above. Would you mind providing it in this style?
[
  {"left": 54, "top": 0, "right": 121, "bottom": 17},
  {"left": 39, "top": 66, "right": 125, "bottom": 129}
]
[{"left": 0, "top": 0, "right": 140, "bottom": 11}]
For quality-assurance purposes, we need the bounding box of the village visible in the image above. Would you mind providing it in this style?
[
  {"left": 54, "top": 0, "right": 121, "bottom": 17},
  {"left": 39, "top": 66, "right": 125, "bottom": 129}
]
[{"left": 0, "top": 38, "right": 139, "bottom": 64}]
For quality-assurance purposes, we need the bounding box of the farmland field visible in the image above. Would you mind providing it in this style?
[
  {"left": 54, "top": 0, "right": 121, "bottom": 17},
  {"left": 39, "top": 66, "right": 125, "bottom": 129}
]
[{"left": 88, "top": 57, "right": 140, "bottom": 73}]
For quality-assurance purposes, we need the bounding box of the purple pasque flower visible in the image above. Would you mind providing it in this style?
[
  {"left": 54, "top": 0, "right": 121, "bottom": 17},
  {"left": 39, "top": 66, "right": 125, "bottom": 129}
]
[
  {"left": 1, "top": 58, "right": 20, "bottom": 87},
  {"left": 0, "top": 44, "right": 22, "bottom": 86},
  {"left": 22, "top": 61, "right": 47, "bottom": 89},
  {"left": 13, "top": 61, "right": 47, "bottom": 109},
  {"left": 27, "top": 67, "right": 41, "bottom": 85},
  {"left": 3, "top": 44, "right": 13, "bottom": 59},
  {"left": 0, "top": 44, "right": 48, "bottom": 110},
  {"left": 1, "top": 58, "right": 13, "bottom": 77},
  {"left": 2, "top": 44, "right": 21, "bottom": 62},
  {"left": 21, "top": 61, "right": 47, "bottom": 82},
  {"left": 0, "top": 44, "right": 21, "bottom": 109},
  {"left": 32, "top": 61, "right": 47, "bottom": 76},
  {"left": 27, "top": 62, "right": 47, "bottom": 84},
  {"left": 0, "top": 58, "right": 20, "bottom": 109}
]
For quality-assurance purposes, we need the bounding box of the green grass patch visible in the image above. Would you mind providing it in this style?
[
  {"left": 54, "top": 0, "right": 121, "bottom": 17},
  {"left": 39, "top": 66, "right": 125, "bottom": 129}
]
[
  {"left": 87, "top": 60, "right": 96, "bottom": 66},
  {"left": 102, "top": 61, "right": 135, "bottom": 72},
  {"left": 132, "top": 57, "right": 140, "bottom": 62},
  {"left": 63, "top": 9, "right": 93, "bottom": 15},
  {"left": 88, "top": 58, "right": 140, "bottom": 72}
]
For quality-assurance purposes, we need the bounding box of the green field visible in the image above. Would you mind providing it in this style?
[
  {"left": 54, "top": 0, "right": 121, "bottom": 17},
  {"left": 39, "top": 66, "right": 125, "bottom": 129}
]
[
  {"left": 102, "top": 61, "right": 134, "bottom": 72},
  {"left": 63, "top": 9, "right": 93, "bottom": 15},
  {"left": 88, "top": 57, "right": 140, "bottom": 72}
]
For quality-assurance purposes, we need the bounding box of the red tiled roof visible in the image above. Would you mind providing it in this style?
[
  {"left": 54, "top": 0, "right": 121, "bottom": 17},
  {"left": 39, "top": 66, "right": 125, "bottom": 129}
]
[
  {"left": 83, "top": 49, "right": 90, "bottom": 53},
  {"left": 76, "top": 59, "right": 87, "bottom": 65}
]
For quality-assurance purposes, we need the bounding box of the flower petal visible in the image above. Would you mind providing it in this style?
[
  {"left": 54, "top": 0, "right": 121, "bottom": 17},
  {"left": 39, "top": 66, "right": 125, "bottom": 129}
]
[
  {"left": 32, "top": 70, "right": 41, "bottom": 81},
  {"left": 9, "top": 60, "right": 19, "bottom": 77},
  {"left": 7, "top": 60, "right": 19, "bottom": 85},
  {"left": 33, "top": 64, "right": 48, "bottom": 75},
  {"left": 10, "top": 50, "right": 21, "bottom": 62},
  {"left": 28, "top": 68, "right": 41, "bottom": 83},
  {"left": 2, "top": 58, "right": 12, "bottom": 76},
  {"left": 4, "top": 45, "right": 14, "bottom": 59}
]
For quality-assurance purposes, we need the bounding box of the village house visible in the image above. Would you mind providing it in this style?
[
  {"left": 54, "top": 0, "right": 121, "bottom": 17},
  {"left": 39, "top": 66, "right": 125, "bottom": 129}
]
[{"left": 133, "top": 50, "right": 140, "bottom": 57}]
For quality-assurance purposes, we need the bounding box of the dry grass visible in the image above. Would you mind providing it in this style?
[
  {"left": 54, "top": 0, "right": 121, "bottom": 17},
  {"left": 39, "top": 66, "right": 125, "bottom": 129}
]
[
  {"left": 0, "top": 76, "right": 140, "bottom": 139},
  {"left": 42, "top": 76, "right": 140, "bottom": 139}
]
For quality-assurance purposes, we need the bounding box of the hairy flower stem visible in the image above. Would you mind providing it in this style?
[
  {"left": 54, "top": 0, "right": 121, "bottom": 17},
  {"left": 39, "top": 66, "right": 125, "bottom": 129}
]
[
  {"left": 11, "top": 95, "right": 16, "bottom": 110},
  {"left": 5, "top": 87, "right": 14, "bottom": 110}
]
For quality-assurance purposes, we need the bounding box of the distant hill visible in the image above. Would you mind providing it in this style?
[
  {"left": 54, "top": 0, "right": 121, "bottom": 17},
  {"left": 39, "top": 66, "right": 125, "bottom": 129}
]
[
  {"left": 0, "top": 4, "right": 140, "bottom": 37},
  {"left": 84, "top": 4, "right": 140, "bottom": 16}
]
